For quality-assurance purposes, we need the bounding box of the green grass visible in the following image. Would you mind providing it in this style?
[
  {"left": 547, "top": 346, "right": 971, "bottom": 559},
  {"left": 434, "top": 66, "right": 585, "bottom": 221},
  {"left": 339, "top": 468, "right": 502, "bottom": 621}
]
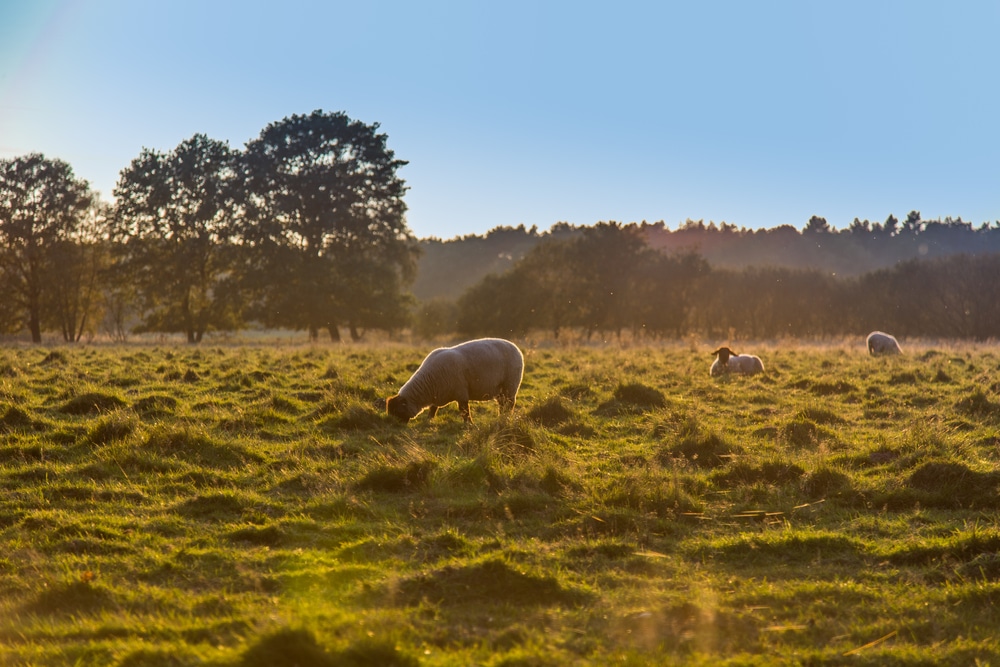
[{"left": 1, "top": 340, "right": 999, "bottom": 665}]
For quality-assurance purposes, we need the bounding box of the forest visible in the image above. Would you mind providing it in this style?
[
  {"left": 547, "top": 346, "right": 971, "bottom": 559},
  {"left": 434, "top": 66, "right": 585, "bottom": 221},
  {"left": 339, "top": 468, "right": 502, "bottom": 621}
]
[
  {"left": 3, "top": 112, "right": 1000, "bottom": 344},
  {"left": 414, "top": 221, "right": 1000, "bottom": 342}
]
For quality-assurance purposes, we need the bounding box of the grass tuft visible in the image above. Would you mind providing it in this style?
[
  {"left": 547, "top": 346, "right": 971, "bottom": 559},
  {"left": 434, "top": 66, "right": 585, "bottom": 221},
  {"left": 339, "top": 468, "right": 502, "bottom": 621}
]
[
  {"left": 238, "top": 627, "right": 334, "bottom": 667},
  {"left": 712, "top": 459, "right": 806, "bottom": 488},
  {"left": 528, "top": 396, "right": 574, "bottom": 426},
  {"left": 596, "top": 383, "right": 666, "bottom": 415},
  {"left": 393, "top": 557, "right": 590, "bottom": 607},
  {"left": 1, "top": 405, "right": 42, "bottom": 431},
  {"left": 782, "top": 418, "right": 820, "bottom": 448},
  {"left": 132, "top": 394, "right": 179, "bottom": 417},
  {"left": 59, "top": 392, "right": 128, "bottom": 415},
  {"left": 356, "top": 460, "right": 437, "bottom": 493},
  {"left": 660, "top": 424, "right": 739, "bottom": 468},
  {"left": 331, "top": 405, "right": 385, "bottom": 431},
  {"left": 23, "top": 578, "right": 116, "bottom": 617},
  {"left": 86, "top": 409, "right": 138, "bottom": 445},
  {"left": 955, "top": 389, "right": 1000, "bottom": 421},
  {"left": 801, "top": 466, "right": 856, "bottom": 502},
  {"left": 906, "top": 461, "right": 1000, "bottom": 508},
  {"left": 176, "top": 491, "right": 254, "bottom": 521},
  {"left": 808, "top": 380, "right": 857, "bottom": 396}
]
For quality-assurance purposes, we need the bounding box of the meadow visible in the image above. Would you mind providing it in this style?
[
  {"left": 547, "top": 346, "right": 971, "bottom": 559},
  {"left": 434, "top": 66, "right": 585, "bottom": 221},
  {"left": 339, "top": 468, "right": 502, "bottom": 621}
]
[{"left": 1, "top": 339, "right": 999, "bottom": 666}]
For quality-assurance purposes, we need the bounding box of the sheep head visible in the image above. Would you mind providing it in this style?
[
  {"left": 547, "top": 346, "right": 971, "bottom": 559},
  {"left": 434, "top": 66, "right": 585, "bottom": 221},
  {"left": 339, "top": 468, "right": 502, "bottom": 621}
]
[
  {"left": 386, "top": 395, "right": 415, "bottom": 423},
  {"left": 711, "top": 347, "right": 736, "bottom": 365}
]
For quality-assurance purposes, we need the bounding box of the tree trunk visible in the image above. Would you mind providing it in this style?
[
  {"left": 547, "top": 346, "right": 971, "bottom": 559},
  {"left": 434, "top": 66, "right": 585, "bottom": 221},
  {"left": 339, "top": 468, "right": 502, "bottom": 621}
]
[
  {"left": 328, "top": 326, "right": 341, "bottom": 342},
  {"left": 29, "top": 313, "right": 42, "bottom": 343},
  {"left": 349, "top": 324, "right": 362, "bottom": 341}
]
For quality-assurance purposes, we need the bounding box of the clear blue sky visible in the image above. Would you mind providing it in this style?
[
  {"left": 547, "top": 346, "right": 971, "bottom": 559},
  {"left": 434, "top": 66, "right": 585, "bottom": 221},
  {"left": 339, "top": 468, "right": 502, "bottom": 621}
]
[{"left": 2, "top": 1, "right": 998, "bottom": 240}]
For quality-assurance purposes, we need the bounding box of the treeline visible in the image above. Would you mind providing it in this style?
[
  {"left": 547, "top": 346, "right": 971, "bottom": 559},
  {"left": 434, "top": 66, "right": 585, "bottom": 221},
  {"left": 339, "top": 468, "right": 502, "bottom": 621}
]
[
  {"left": 417, "top": 223, "right": 1000, "bottom": 341},
  {"left": 4, "top": 115, "right": 1000, "bottom": 344},
  {"left": 0, "top": 111, "right": 418, "bottom": 343},
  {"left": 413, "top": 213, "right": 1000, "bottom": 301}
]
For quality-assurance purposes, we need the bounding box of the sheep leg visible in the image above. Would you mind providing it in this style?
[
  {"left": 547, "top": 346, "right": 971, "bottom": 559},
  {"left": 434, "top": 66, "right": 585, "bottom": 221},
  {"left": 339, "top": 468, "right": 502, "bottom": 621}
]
[
  {"left": 427, "top": 405, "right": 439, "bottom": 419},
  {"left": 497, "top": 393, "right": 515, "bottom": 414},
  {"left": 458, "top": 401, "right": 473, "bottom": 423}
]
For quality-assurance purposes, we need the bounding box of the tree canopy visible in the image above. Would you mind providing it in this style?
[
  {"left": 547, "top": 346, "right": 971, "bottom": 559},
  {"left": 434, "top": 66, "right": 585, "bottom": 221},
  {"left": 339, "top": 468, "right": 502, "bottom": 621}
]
[
  {"left": 240, "top": 110, "right": 417, "bottom": 341},
  {"left": 0, "top": 153, "right": 95, "bottom": 342},
  {"left": 110, "top": 134, "right": 241, "bottom": 342}
]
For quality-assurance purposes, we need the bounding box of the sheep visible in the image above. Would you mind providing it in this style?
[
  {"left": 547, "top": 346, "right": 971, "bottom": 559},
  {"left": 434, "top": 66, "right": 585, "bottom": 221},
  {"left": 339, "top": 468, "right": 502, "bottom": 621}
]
[
  {"left": 386, "top": 338, "right": 524, "bottom": 424},
  {"left": 867, "top": 331, "right": 902, "bottom": 356},
  {"left": 710, "top": 346, "right": 765, "bottom": 377}
]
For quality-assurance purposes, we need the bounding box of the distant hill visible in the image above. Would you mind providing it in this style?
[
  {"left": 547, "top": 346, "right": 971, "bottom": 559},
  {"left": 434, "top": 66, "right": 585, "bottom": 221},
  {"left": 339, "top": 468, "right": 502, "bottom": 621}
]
[{"left": 411, "top": 216, "right": 1000, "bottom": 302}]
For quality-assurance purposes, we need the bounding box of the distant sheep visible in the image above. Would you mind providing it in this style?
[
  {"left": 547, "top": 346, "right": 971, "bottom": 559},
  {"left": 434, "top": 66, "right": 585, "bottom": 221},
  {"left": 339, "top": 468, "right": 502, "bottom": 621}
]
[
  {"left": 710, "top": 346, "right": 765, "bottom": 377},
  {"left": 386, "top": 338, "right": 524, "bottom": 424},
  {"left": 866, "top": 331, "right": 902, "bottom": 356}
]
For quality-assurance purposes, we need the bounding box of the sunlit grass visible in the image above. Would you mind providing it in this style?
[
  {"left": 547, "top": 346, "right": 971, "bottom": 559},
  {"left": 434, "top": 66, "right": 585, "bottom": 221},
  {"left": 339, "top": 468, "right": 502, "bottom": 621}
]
[{"left": 0, "top": 340, "right": 998, "bottom": 665}]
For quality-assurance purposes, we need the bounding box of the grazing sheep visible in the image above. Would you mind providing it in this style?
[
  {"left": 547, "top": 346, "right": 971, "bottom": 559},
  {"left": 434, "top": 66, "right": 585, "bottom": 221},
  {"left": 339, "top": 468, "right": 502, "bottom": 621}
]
[
  {"left": 867, "top": 331, "right": 902, "bottom": 356},
  {"left": 386, "top": 338, "right": 524, "bottom": 424},
  {"left": 710, "top": 346, "right": 765, "bottom": 377}
]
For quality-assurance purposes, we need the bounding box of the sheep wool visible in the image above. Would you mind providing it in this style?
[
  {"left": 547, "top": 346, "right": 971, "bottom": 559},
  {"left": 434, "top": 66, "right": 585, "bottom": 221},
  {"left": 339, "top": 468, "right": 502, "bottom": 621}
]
[
  {"left": 387, "top": 338, "right": 524, "bottom": 424},
  {"left": 867, "top": 331, "right": 902, "bottom": 356},
  {"left": 710, "top": 346, "right": 765, "bottom": 377}
]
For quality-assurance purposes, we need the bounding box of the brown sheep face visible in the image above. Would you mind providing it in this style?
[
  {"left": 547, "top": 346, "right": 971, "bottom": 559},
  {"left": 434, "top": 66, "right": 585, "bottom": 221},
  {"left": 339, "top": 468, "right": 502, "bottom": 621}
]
[
  {"left": 386, "top": 395, "right": 414, "bottom": 423},
  {"left": 711, "top": 347, "right": 736, "bottom": 365}
]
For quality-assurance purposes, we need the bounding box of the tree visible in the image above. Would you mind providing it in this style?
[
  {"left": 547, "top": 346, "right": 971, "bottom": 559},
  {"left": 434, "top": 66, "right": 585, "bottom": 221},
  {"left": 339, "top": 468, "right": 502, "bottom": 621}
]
[
  {"left": 804, "top": 215, "right": 831, "bottom": 234},
  {"left": 456, "top": 271, "right": 535, "bottom": 338},
  {"left": 629, "top": 250, "right": 709, "bottom": 338},
  {"left": 567, "top": 223, "right": 651, "bottom": 338},
  {"left": 110, "top": 134, "right": 241, "bottom": 343},
  {"left": 46, "top": 201, "right": 110, "bottom": 342},
  {"left": 508, "top": 238, "right": 580, "bottom": 339},
  {"left": 240, "top": 110, "right": 417, "bottom": 341},
  {"left": 0, "top": 153, "right": 95, "bottom": 342}
]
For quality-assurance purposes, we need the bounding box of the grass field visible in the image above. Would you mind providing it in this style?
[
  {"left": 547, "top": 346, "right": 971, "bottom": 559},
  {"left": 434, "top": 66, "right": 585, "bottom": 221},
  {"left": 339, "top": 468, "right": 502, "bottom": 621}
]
[{"left": 1, "top": 340, "right": 999, "bottom": 666}]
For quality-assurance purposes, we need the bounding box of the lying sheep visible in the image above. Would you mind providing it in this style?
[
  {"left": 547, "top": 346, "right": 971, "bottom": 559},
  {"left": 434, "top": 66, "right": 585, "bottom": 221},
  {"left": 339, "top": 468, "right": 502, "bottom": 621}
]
[
  {"left": 386, "top": 338, "right": 524, "bottom": 424},
  {"left": 710, "top": 346, "right": 765, "bottom": 377},
  {"left": 867, "top": 331, "right": 902, "bottom": 356}
]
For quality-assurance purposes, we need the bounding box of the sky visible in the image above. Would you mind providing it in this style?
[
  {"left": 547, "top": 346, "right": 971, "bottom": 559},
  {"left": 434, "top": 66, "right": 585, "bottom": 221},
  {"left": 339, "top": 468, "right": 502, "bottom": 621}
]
[{"left": 1, "top": 1, "right": 998, "bottom": 240}]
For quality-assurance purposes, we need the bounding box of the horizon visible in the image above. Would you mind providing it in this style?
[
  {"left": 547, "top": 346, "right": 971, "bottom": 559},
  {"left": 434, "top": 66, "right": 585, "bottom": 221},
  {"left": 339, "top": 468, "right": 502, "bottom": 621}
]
[{"left": 3, "top": 1, "right": 999, "bottom": 240}]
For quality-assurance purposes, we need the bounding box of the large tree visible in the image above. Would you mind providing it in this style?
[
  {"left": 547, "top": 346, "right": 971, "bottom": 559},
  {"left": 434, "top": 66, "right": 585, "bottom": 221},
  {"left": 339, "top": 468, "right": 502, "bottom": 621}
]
[
  {"left": 240, "top": 110, "right": 417, "bottom": 341},
  {"left": 0, "top": 153, "right": 95, "bottom": 342},
  {"left": 110, "top": 134, "right": 241, "bottom": 343}
]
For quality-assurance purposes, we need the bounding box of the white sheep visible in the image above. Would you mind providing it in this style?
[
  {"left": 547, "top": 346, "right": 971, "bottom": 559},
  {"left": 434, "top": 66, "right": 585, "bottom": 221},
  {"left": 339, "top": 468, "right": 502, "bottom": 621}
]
[
  {"left": 866, "top": 331, "right": 902, "bottom": 356},
  {"left": 386, "top": 338, "right": 524, "bottom": 424},
  {"left": 710, "top": 346, "right": 765, "bottom": 377}
]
